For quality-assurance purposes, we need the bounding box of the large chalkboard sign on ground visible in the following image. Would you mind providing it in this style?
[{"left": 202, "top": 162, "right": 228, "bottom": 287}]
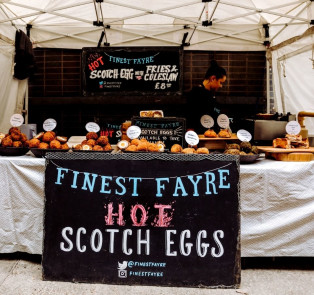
[
  {"left": 82, "top": 47, "right": 183, "bottom": 96},
  {"left": 43, "top": 153, "right": 241, "bottom": 288},
  {"left": 131, "top": 116, "right": 186, "bottom": 147}
]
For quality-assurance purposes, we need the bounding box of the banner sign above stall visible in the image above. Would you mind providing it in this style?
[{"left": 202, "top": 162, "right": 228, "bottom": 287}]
[
  {"left": 43, "top": 153, "right": 241, "bottom": 288},
  {"left": 131, "top": 117, "right": 186, "bottom": 148},
  {"left": 82, "top": 47, "right": 183, "bottom": 96}
]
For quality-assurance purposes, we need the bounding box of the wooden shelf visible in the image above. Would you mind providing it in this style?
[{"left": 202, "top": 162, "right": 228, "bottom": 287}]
[{"left": 198, "top": 134, "right": 239, "bottom": 150}]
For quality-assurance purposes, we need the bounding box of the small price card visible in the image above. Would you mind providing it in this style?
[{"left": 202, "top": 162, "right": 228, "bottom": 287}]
[
  {"left": 285, "top": 121, "right": 301, "bottom": 135},
  {"left": 85, "top": 122, "right": 100, "bottom": 133},
  {"left": 10, "top": 114, "right": 24, "bottom": 127},
  {"left": 43, "top": 118, "right": 57, "bottom": 131},
  {"left": 127, "top": 126, "right": 141, "bottom": 139},
  {"left": 185, "top": 130, "right": 199, "bottom": 146},
  {"left": 217, "top": 114, "right": 229, "bottom": 129},
  {"left": 201, "top": 115, "right": 214, "bottom": 128},
  {"left": 237, "top": 129, "right": 252, "bottom": 142}
]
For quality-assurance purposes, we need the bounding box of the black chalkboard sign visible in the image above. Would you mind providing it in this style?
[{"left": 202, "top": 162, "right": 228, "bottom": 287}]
[
  {"left": 99, "top": 121, "right": 122, "bottom": 144},
  {"left": 131, "top": 117, "right": 185, "bottom": 148},
  {"left": 82, "top": 47, "right": 183, "bottom": 96},
  {"left": 43, "top": 153, "right": 240, "bottom": 288}
]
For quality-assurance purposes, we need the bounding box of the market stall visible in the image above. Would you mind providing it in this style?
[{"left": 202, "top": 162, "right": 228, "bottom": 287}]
[{"left": 0, "top": 3, "right": 314, "bottom": 286}]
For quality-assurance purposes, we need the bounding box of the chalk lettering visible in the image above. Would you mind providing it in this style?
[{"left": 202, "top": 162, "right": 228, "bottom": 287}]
[
  {"left": 187, "top": 175, "right": 202, "bottom": 197},
  {"left": 154, "top": 204, "right": 172, "bottom": 227},
  {"left": 81, "top": 172, "right": 98, "bottom": 192},
  {"left": 59, "top": 227, "right": 225, "bottom": 258},
  {"left": 180, "top": 230, "right": 193, "bottom": 256},
  {"left": 211, "top": 230, "right": 224, "bottom": 257},
  {"left": 196, "top": 230, "right": 209, "bottom": 258},
  {"left": 104, "top": 202, "right": 173, "bottom": 227},
  {"left": 165, "top": 229, "right": 224, "bottom": 257},
  {"left": 76, "top": 227, "right": 87, "bottom": 253},
  {"left": 90, "top": 69, "right": 119, "bottom": 79},
  {"left": 91, "top": 229, "right": 103, "bottom": 252},
  {"left": 133, "top": 56, "right": 154, "bottom": 64},
  {"left": 219, "top": 169, "right": 230, "bottom": 188},
  {"left": 88, "top": 56, "right": 104, "bottom": 71},
  {"left": 60, "top": 227, "right": 73, "bottom": 252},
  {"left": 131, "top": 204, "right": 148, "bottom": 226},
  {"left": 144, "top": 72, "right": 178, "bottom": 82},
  {"left": 106, "top": 229, "right": 119, "bottom": 253},
  {"left": 120, "top": 68, "right": 134, "bottom": 80},
  {"left": 104, "top": 203, "right": 125, "bottom": 226},
  {"left": 54, "top": 167, "right": 230, "bottom": 198},
  {"left": 122, "top": 229, "right": 133, "bottom": 255},
  {"left": 156, "top": 178, "right": 169, "bottom": 197},
  {"left": 55, "top": 167, "right": 69, "bottom": 185},
  {"left": 165, "top": 230, "right": 177, "bottom": 256},
  {"left": 173, "top": 177, "right": 188, "bottom": 197},
  {"left": 137, "top": 229, "right": 150, "bottom": 255}
]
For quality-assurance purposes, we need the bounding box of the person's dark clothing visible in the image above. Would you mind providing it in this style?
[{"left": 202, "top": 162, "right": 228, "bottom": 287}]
[
  {"left": 14, "top": 30, "right": 36, "bottom": 80},
  {"left": 185, "top": 84, "right": 221, "bottom": 134}
]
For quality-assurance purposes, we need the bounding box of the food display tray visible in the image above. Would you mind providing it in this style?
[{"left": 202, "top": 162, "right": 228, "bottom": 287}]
[
  {"left": 30, "top": 148, "right": 70, "bottom": 158},
  {"left": 71, "top": 149, "right": 113, "bottom": 153},
  {"left": 257, "top": 146, "right": 314, "bottom": 161},
  {"left": 0, "top": 147, "right": 29, "bottom": 156},
  {"left": 239, "top": 154, "right": 260, "bottom": 164},
  {"left": 123, "top": 150, "right": 167, "bottom": 153}
]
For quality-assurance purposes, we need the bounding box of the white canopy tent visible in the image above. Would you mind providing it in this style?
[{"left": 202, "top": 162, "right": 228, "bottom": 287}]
[{"left": 0, "top": 0, "right": 313, "bottom": 134}]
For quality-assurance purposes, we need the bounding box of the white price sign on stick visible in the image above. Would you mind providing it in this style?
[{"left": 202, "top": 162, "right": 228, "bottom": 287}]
[
  {"left": 10, "top": 114, "right": 24, "bottom": 127},
  {"left": 285, "top": 121, "right": 301, "bottom": 135},
  {"left": 237, "top": 129, "right": 252, "bottom": 142},
  {"left": 217, "top": 114, "right": 229, "bottom": 129},
  {"left": 200, "top": 115, "right": 214, "bottom": 129},
  {"left": 85, "top": 122, "right": 100, "bottom": 133},
  {"left": 185, "top": 130, "right": 199, "bottom": 146},
  {"left": 43, "top": 118, "right": 57, "bottom": 131},
  {"left": 127, "top": 126, "right": 141, "bottom": 139}
]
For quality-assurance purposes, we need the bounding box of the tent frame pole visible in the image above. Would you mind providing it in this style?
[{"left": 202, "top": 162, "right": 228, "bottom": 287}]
[
  {"left": 24, "top": 80, "right": 29, "bottom": 124},
  {"left": 219, "top": 0, "right": 309, "bottom": 23},
  {"left": 270, "top": 2, "right": 311, "bottom": 43}
]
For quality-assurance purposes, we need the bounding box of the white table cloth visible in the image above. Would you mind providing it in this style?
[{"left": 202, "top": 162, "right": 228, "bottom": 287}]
[
  {"left": 0, "top": 154, "right": 313, "bottom": 256},
  {"left": 240, "top": 158, "right": 314, "bottom": 256},
  {"left": 0, "top": 153, "right": 45, "bottom": 254}
]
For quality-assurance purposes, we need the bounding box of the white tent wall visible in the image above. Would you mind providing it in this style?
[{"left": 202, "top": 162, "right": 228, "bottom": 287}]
[
  {"left": 0, "top": 38, "right": 27, "bottom": 132},
  {"left": 271, "top": 28, "right": 314, "bottom": 136}
]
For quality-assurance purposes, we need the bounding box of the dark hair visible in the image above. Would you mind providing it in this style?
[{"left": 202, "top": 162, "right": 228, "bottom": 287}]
[{"left": 204, "top": 60, "right": 226, "bottom": 79}]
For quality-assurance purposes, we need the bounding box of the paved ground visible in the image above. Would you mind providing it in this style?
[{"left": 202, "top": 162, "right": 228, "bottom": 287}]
[{"left": 0, "top": 254, "right": 313, "bottom": 295}]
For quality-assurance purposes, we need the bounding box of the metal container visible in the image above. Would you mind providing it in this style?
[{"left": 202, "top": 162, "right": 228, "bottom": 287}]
[
  {"left": 253, "top": 120, "right": 287, "bottom": 140},
  {"left": 20, "top": 124, "right": 37, "bottom": 140},
  {"left": 241, "top": 114, "right": 296, "bottom": 144}
]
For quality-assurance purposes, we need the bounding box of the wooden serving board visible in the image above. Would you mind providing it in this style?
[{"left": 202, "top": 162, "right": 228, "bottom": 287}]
[
  {"left": 257, "top": 146, "right": 314, "bottom": 162},
  {"left": 198, "top": 134, "right": 239, "bottom": 150},
  {"left": 198, "top": 134, "right": 238, "bottom": 141},
  {"left": 257, "top": 146, "right": 314, "bottom": 153}
]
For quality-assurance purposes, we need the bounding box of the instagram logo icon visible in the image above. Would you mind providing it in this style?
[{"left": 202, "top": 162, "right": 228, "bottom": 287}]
[{"left": 118, "top": 261, "right": 128, "bottom": 278}]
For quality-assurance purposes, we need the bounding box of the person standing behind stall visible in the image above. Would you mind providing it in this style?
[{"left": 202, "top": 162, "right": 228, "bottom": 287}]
[{"left": 186, "top": 60, "right": 227, "bottom": 134}]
